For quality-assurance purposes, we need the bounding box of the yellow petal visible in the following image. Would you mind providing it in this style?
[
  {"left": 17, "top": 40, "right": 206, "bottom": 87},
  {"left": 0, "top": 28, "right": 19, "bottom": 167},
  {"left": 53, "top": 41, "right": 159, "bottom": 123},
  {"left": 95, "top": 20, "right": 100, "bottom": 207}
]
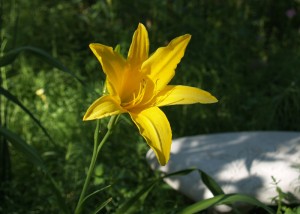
[
  {"left": 83, "top": 95, "right": 126, "bottom": 121},
  {"left": 155, "top": 85, "right": 218, "bottom": 106},
  {"left": 129, "top": 107, "right": 172, "bottom": 166},
  {"left": 127, "top": 23, "right": 149, "bottom": 69},
  {"left": 118, "top": 24, "right": 149, "bottom": 103},
  {"left": 89, "top": 44, "right": 126, "bottom": 95},
  {"left": 141, "top": 34, "right": 191, "bottom": 92}
]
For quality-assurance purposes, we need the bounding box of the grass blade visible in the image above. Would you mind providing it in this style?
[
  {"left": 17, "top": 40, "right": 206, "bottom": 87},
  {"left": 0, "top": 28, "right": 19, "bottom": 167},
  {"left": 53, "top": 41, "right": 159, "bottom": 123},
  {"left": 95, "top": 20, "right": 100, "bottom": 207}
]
[
  {"left": 0, "top": 126, "right": 69, "bottom": 213},
  {"left": 0, "top": 125, "right": 45, "bottom": 169},
  {"left": 46, "top": 173, "right": 70, "bottom": 214},
  {"left": 115, "top": 169, "right": 214, "bottom": 214},
  {"left": 162, "top": 168, "right": 199, "bottom": 178},
  {"left": 0, "top": 46, "right": 83, "bottom": 84},
  {"left": 92, "top": 197, "right": 112, "bottom": 214},
  {"left": 180, "top": 194, "right": 226, "bottom": 213},
  {"left": 0, "top": 86, "right": 55, "bottom": 145},
  {"left": 178, "top": 193, "right": 275, "bottom": 214},
  {"left": 78, "top": 185, "right": 111, "bottom": 209},
  {"left": 116, "top": 168, "right": 222, "bottom": 214},
  {"left": 0, "top": 139, "right": 12, "bottom": 182},
  {"left": 162, "top": 168, "right": 225, "bottom": 196},
  {"left": 117, "top": 168, "right": 274, "bottom": 214},
  {"left": 198, "top": 169, "right": 225, "bottom": 196},
  {"left": 116, "top": 167, "right": 279, "bottom": 214},
  {"left": 115, "top": 180, "right": 158, "bottom": 214},
  {"left": 0, "top": 50, "right": 16, "bottom": 67}
]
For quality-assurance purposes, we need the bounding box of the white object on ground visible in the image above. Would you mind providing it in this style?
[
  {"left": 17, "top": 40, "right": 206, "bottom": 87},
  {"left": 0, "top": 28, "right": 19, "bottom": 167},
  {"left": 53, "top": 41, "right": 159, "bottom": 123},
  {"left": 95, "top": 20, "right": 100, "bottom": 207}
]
[{"left": 146, "top": 131, "right": 300, "bottom": 207}]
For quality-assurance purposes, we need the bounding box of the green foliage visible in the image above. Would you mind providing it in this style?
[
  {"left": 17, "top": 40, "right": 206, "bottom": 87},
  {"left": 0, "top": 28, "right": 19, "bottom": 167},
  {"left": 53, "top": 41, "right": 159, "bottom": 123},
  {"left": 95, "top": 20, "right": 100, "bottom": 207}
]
[
  {"left": 1, "top": 0, "right": 300, "bottom": 213},
  {"left": 115, "top": 168, "right": 225, "bottom": 214},
  {"left": 282, "top": 206, "right": 300, "bottom": 214},
  {"left": 179, "top": 194, "right": 275, "bottom": 214}
]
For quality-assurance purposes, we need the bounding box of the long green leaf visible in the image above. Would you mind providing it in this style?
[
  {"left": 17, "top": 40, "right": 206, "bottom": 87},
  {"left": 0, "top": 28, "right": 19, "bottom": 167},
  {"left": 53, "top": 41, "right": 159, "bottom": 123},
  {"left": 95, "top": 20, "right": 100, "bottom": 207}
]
[
  {"left": 46, "top": 173, "right": 70, "bottom": 214},
  {"left": 115, "top": 180, "right": 157, "bottom": 214},
  {"left": 117, "top": 168, "right": 274, "bottom": 214},
  {"left": 162, "top": 168, "right": 224, "bottom": 196},
  {"left": 178, "top": 193, "right": 275, "bottom": 214},
  {"left": 0, "top": 126, "right": 45, "bottom": 169},
  {"left": 0, "top": 46, "right": 83, "bottom": 84},
  {"left": 198, "top": 169, "right": 225, "bottom": 196},
  {"left": 0, "top": 50, "right": 16, "bottom": 67},
  {"left": 116, "top": 168, "right": 219, "bottom": 214},
  {"left": 0, "top": 86, "right": 55, "bottom": 145},
  {"left": 0, "top": 140, "right": 11, "bottom": 182},
  {"left": 92, "top": 197, "right": 112, "bottom": 214},
  {"left": 79, "top": 185, "right": 111, "bottom": 209},
  {"left": 0, "top": 126, "right": 69, "bottom": 213},
  {"left": 162, "top": 168, "right": 198, "bottom": 178}
]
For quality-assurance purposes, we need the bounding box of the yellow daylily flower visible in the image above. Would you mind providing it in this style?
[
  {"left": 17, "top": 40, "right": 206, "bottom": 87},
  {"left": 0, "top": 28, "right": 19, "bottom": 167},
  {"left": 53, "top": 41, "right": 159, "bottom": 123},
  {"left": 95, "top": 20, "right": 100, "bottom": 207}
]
[{"left": 83, "top": 23, "right": 217, "bottom": 166}]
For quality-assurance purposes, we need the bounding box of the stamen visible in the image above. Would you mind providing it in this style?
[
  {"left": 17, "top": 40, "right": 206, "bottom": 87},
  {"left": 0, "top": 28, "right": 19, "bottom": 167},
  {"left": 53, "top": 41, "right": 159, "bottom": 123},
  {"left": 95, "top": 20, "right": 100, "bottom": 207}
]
[{"left": 121, "top": 78, "right": 147, "bottom": 109}]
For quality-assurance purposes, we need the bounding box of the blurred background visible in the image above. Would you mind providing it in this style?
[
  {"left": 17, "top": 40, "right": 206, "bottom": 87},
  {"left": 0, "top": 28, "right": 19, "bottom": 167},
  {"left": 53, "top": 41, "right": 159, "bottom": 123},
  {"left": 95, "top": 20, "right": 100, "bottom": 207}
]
[{"left": 1, "top": 0, "right": 300, "bottom": 213}]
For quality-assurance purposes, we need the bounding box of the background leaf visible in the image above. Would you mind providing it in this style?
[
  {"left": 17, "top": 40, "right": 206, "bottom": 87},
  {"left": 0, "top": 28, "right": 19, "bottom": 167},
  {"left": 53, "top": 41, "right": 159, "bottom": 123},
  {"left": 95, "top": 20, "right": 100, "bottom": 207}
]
[
  {"left": 0, "top": 126, "right": 69, "bottom": 213},
  {"left": 198, "top": 169, "right": 225, "bottom": 196},
  {"left": 115, "top": 180, "right": 157, "bottom": 214},
  {"left": 92, "top": 197, "right": 112, "bottom": 214},
  {"left": 178, "top": 194, "right": 275, "bottom": 214},
  {"left": 0, "top": 46, "right": 83, "bottom": 84},
  {"left": 0, "top": 126, "right": 45, "bottom": 169},
  {"left": 0, "top": 86, "right": 56, "bottom": 145}
]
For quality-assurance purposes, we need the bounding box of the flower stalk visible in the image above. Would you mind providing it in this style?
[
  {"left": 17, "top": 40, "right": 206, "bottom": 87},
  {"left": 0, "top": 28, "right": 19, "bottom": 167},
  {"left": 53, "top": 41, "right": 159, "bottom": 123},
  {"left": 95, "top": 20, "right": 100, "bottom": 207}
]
[{"left": 75, "top": 115, "right": 118, "bottom": 214}]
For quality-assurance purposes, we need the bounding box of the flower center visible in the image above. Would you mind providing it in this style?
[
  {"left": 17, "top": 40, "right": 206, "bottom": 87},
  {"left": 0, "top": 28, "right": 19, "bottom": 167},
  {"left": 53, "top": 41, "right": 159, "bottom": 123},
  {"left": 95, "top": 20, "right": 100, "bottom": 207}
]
[{"left": 120, "top": 78, "right": 147, "bottom": 109}]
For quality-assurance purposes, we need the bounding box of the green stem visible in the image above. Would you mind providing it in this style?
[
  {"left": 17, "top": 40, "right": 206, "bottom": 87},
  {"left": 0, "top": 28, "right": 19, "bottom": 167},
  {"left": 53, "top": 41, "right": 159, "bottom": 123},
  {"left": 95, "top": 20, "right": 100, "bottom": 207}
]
[{"left": 75, "top": 115, "right": 118, "bottom": 214}]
